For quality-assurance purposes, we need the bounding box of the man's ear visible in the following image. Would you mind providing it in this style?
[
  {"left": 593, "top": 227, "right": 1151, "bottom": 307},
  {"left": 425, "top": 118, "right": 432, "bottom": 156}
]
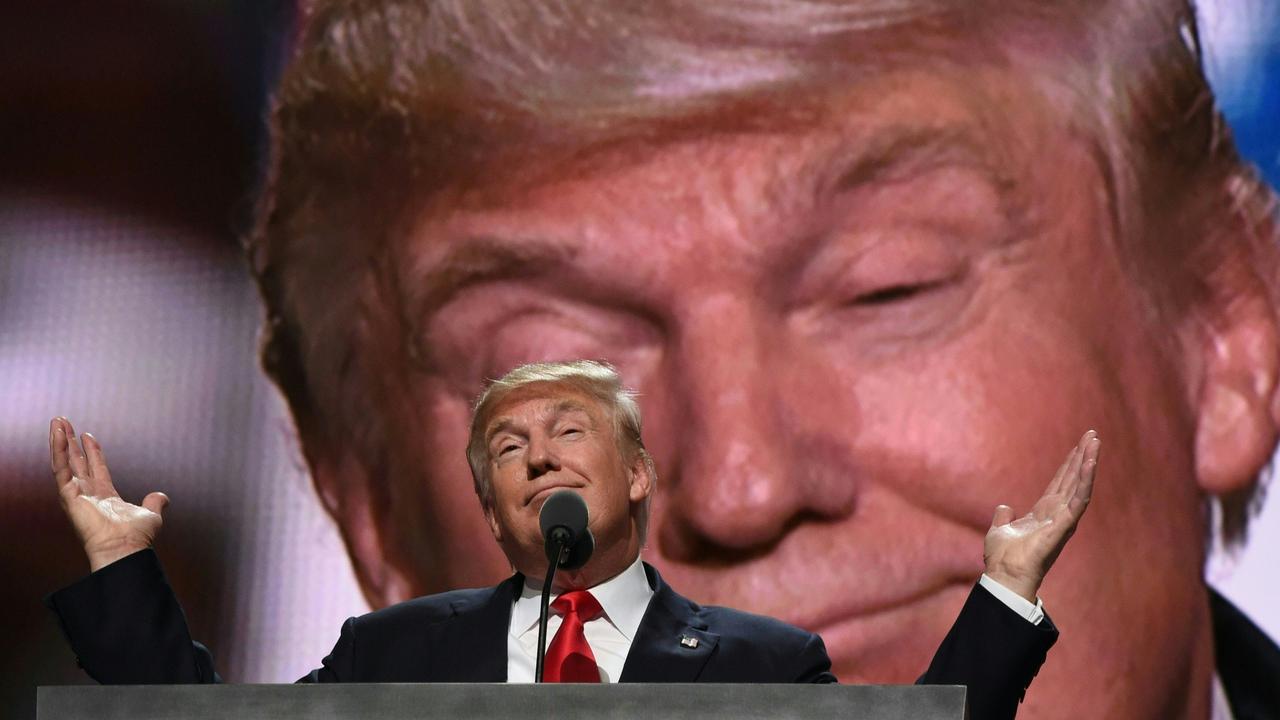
[
  {"left": 311, "top": 449, "right": 414, "bottom": 609},
  {"left": 483, "top": 500, "right": 503, "bottom": 543},
  {"left": 1192, "top": 219, "right": 1280, "bottom": 497},
  {"left": 628, "top": 452, "right": 655, "bottom": 503}
]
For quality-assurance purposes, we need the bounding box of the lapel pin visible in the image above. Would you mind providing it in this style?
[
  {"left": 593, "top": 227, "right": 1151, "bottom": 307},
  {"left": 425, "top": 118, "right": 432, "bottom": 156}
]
[{"left": 679, "top": 635, "right": 699, "bottom": 649}]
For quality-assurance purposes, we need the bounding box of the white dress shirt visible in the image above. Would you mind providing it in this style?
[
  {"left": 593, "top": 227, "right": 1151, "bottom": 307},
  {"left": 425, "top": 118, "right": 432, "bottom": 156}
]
[
  {"left": 1212, "top": 674, "right": 1237, "bottom": 720},
  {"left": 977, "top": 574, "right": 1045, "bottom": 624},
  {"left": 508, "top": 558, "right": 654, "bottom": 683}
]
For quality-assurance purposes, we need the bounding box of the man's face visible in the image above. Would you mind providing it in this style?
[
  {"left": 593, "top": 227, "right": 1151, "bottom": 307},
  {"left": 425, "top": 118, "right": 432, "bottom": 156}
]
[
  {"left": 479, "top": 385, "right": 649, "bottom": 582},
  {"left": 377, "top": 63, "right": 1217, "bottom": 717}
]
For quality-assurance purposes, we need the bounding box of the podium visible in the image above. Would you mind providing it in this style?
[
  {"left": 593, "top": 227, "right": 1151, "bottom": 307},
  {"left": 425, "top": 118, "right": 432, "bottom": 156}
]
[{"left": 38, "top": 684, "right": 968, "bottom": 719}]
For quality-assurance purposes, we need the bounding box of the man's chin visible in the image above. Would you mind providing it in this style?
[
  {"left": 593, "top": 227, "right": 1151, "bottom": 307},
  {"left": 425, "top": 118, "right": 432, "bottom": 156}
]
[{"left": 811, "top": 582, "right": 975, "bottom": 683}]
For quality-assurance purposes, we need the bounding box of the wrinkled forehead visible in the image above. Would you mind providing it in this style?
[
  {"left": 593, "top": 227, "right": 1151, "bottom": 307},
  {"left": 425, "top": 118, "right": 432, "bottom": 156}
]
[
  {"left": 477, "top": 382, "right": 609, "bottom": 438},
  {"left": 399, "top": 66, "right": 1050, "bottom": 328}
]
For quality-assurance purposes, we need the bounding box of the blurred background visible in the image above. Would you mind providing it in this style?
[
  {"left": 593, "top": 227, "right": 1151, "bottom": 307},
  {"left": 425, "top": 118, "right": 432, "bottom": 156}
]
[{"left": 1, "top": 2, "right": 1276, "bottom": 719}]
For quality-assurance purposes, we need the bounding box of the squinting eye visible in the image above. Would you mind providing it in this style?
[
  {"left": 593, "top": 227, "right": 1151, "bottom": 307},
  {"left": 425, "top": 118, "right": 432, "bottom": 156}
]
[
  {"left": 853, "top": 279, "right": 947, "bottom": 306},
  {"left": 560, "top": 427, "right": 582, "bottom": 437}
]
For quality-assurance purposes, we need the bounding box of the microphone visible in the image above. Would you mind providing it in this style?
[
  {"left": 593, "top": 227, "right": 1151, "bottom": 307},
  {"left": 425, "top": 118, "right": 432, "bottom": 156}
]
[
  {"left": 539, "top": 489, "right": 594, "bottom": 570},
  {"left": 534, "top": 489, "right": 596, "bottom": 682}
]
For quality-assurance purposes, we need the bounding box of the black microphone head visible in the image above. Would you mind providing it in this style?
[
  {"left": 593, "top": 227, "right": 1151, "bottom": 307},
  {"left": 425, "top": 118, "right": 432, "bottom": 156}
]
[
  {"left": 539, "top": 489, "right": 589, "bottom": 541},
  {"left": 559, "top": 528, "right": 595, "bottom": 570}
]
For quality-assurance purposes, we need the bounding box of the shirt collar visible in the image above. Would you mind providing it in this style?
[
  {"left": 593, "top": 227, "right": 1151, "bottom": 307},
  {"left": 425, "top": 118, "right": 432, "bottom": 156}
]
[
  {"left": 1211, "top": 672, "right": 1236, "bottom": 720},
  {"left": 512, "top": 557, "right": 653, "bottom": 641}
]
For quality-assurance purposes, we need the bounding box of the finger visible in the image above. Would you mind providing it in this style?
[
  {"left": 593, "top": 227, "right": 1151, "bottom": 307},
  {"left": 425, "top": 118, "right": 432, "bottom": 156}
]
[
  {"left": 50, "top": 418, "right": 74, "bottom": 488},
  {"left": 1059, "top": 427, "right": 1100, "bottom": 497},
  {"left": 63, "top": 421, "right": 91, "bottom": 481},
  {"left": 1057, "top": 433, "right": 1090, "bottom": 499},
  {"left": 990, "top": 504, "right": 1015, "bottom": 528},
  {"left": 141, "top": 492, "right": 170, "bottom": 517},
  {"left": 82, "top": 433, "right": 117, "bottom": 497},
  {"left": 1069, "top": 437, "right": 1100, "bottom": 516},
  {"left": 1046, "top": 445, "right": 1077, "bottom": 496},
  {"left": 1078, "top": 429, "right": 1098, "bottom": 455}
]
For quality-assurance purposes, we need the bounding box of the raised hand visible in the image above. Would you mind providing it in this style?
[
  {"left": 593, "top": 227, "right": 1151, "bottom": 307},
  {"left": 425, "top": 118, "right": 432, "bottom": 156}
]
[
  {"left": 49, "top": 417, "right": 169, "bottom": 572},
  {"left": 984, "top": 430, "right": 1100, "bottom": 603}
]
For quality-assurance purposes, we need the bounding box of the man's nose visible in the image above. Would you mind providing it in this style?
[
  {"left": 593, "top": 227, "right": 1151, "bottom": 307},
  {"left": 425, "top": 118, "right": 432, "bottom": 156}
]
[
  {"left": 656, "top": 302, "right": 858, "bottom": 561},
  {"left": 526, "top": 434, "right": 561, "bottom": 479}
]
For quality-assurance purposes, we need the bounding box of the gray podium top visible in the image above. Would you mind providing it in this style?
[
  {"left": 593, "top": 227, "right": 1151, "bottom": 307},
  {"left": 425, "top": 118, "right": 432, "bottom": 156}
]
[{"left": 39, "top": 684, "right": 968, "bottom": 720}]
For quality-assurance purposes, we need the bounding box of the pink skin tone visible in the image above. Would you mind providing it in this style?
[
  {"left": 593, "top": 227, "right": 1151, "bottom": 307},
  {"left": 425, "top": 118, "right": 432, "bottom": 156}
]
[
  {"left": 479, "top": 385, "right": 654, "bottom": 592},
  {"left": 358, "top": 68, "right": 1273, "bottom": 719},
  {"left": 52, "top": 61, "right": 1279, "bottom": 720}
]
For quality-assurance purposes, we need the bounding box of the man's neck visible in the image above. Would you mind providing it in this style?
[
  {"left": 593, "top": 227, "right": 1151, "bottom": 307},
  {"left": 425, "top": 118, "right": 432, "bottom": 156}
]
[{"left": 523, "top": 547, "right": 642, "bottom": 593}]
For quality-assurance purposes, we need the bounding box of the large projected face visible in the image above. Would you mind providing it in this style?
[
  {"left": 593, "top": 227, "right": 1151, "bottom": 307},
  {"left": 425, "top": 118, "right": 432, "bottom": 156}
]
[
  {"left": 291, "top": 15, "right": 1279, "bottom": 719},
  {"left": 344, "top": 66, "right": 1252, "bottom": 718}
]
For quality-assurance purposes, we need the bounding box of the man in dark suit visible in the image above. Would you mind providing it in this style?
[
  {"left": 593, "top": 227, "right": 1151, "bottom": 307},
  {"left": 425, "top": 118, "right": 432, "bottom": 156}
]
[{"left": 47, "top": 360, "right": 1096, "bottom": 720}]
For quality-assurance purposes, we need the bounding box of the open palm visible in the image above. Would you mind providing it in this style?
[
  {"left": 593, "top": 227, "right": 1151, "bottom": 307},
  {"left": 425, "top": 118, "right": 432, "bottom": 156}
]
[
  {"left": 984, "top": 430, "right": 1100, "bottom": 602},
  {"left": 50, "top": 417, "right": 169, "bottom": 572}
]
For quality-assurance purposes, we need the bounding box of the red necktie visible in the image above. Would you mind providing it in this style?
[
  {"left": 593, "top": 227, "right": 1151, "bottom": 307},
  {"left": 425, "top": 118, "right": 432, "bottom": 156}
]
[{"left": 543, "top": 589, "right": 604, "bottom": 683}]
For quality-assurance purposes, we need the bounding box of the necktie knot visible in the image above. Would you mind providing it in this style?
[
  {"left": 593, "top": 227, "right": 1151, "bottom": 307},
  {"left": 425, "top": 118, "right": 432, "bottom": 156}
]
[
  {"left": 544, "top": 589, "right": 603, "bottom": 682},
  {"left": 552, "top": 589, "right": 603, "bottom": 622}
]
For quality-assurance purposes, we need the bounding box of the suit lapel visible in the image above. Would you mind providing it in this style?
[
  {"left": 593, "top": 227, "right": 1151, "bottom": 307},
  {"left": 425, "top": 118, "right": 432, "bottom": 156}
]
[
  {"left": 619, "top": 563, "right": 719, "bottom": 683},
  {"left": 424, "top": 574, "right": 521, "bottom": 682}
]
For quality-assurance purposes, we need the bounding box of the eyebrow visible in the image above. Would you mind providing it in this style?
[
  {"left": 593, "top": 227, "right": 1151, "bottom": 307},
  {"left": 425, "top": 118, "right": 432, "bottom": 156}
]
[
  {"left": 484, "top": 399, "right": 595, "bottom": 447},
  {"left": 790, "top": 122, "right": 1027, "bottom": 252},
  {"left": 400, "top": 238, "right": 578, "bottom": 368},
  {"left": 551, "top": 399, "right": 594, "bottom": 420},
  {"left": 821, "top": 124, "right": 1014, "bottom": 199},
  {"left": 409, "top": 235, "right": 576, "bottom": 319},
  {"left": 485, "top": 419, "right": 520, "bottom": 453}
]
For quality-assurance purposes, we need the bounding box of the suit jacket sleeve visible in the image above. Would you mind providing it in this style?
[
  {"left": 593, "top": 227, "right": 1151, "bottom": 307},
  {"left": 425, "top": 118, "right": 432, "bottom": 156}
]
[
  {"left": 46, "top": 548, "right": 368, "bottom": 684},
  {"left": 918, "top": 583, "right": 1058, "bottom": 720},
  {"left": 298, "top": 617, "right": 356, "bottom": 683},
  {"left": 796, "top": 631, "right": 839, "bottom": 683},
  {"left": 44, "top": 549, "right": 220, "bottom": 683}
]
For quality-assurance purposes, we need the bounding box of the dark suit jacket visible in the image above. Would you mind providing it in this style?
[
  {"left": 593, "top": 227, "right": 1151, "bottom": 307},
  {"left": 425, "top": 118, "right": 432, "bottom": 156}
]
[
  {"left": 1210, "top": 588, "right": 1280, "bottom": 720},
  {"left": 47, "top": 550, "right": 1057, "bottom": 720}
]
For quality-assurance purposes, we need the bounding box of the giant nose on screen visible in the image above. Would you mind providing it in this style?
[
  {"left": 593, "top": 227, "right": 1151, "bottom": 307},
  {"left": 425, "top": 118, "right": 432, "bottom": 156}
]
[{"left": 655, "top": 307, "right": 858, "bottom": 561}]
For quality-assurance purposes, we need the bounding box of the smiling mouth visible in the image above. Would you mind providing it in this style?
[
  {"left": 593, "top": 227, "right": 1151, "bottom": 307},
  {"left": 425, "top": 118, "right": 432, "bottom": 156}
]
[
  {"left": 803, "top": 578, "right": 963, "bottom": 636},
  {"left": 526, "top": 483, "right": 586, "bottom": 508},
  {"left": 800, "top": 580, "right": 979, "bottom": 675}
]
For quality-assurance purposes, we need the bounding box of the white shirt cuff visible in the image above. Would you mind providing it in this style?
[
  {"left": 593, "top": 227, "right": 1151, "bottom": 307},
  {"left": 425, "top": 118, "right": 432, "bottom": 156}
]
[{"left": 979, "top": 574, "right": 1045, "bottom": 625}]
